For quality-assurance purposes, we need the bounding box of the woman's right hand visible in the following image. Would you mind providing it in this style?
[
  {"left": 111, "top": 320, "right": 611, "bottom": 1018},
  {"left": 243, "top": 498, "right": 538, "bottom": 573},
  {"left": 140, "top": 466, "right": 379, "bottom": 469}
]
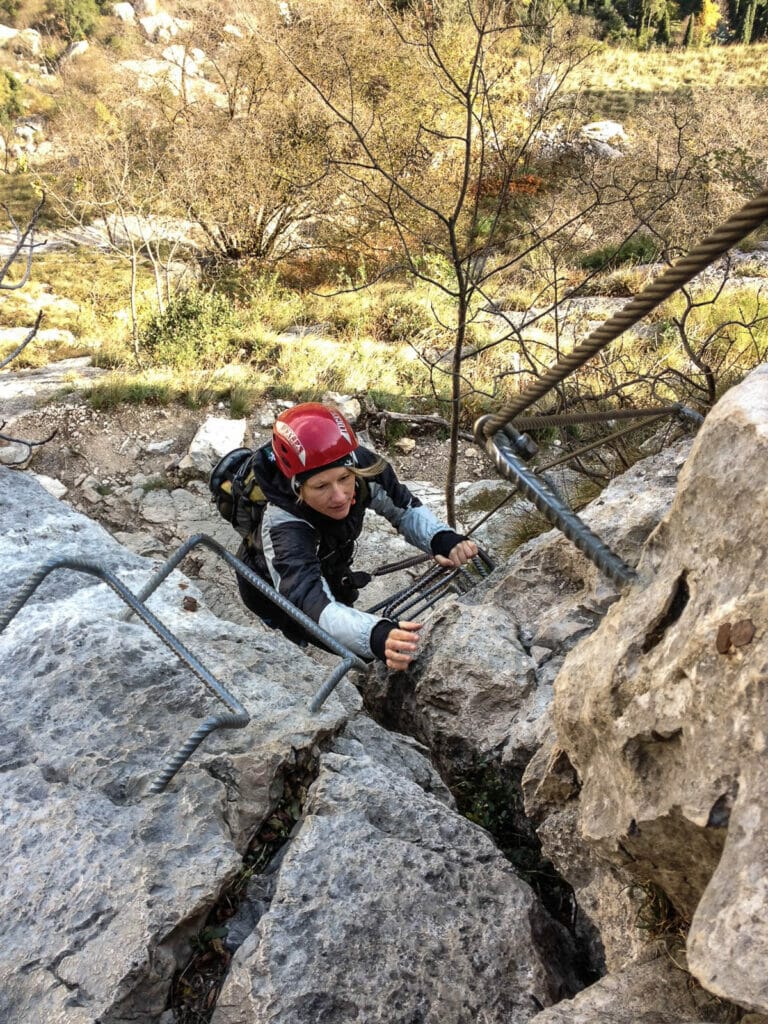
[{"left": 384, "top": 620, "right": 423, "bottom": 671}]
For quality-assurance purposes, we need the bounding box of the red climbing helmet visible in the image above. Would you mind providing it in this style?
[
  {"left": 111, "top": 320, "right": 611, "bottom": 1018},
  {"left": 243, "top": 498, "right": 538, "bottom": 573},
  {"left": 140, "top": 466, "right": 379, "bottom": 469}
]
[{"left": 272, "top": 403, "right": 358, "bottom": 479}]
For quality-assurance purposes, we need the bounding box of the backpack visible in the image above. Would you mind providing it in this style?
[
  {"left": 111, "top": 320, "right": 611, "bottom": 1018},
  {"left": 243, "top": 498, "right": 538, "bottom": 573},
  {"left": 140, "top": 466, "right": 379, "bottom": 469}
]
[{"left": 209, "top": 447, "right": 267, "bottom": 546}]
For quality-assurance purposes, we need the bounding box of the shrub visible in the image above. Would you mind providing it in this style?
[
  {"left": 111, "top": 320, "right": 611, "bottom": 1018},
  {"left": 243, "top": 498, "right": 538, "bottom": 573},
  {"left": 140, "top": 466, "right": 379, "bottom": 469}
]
[
  {"left": 0, "top": 70, "right": 23, "bottom": 124},
  {"left": 44, "top": 0, "right": 100, "bottom": 40},
  {"left": 141, "top": 289, "right": 241, "bottom": 370},
  {"left": 0, "top": 0, "right": 21, "bottom": 24},
  {"left": 580, "top": 233, "right": 661, "bottom": 271},
  {"left": 373, "top": 294, "right": 434, "bottom": 343}
]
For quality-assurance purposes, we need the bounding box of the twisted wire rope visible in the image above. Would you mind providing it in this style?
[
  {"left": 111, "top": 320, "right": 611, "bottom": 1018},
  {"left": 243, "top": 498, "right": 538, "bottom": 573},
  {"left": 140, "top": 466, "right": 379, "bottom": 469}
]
[{"left": 478, "top": 185, "right": 768, "bottom": 438}]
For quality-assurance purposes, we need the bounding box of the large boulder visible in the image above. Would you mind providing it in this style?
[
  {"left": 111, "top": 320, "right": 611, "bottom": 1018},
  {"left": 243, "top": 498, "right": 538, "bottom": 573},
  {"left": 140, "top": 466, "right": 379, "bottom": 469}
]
[
  {"left": 211, "top": 722, "right": 579, "bottom": 1024},
  {"left": 0, "top": 466, "right": 591, "bottom": 1023},
  {"left": 138, "top": 12, "right": 191, "bottom": 41},
  {"left": 525, "top": 365, "right": 768, "bottom": 1011},
  {"left": 112, "top": 2, "right": 137, "bottom": 22},
  {"left": 0, "top": 467, "right": 347, "bottom": 1021},
  {"left": 178, "top": 415, "right": 246, "bottom": 477},
  {"left": 16, "top": 27, "right": 42, "bottom": 56},
  {"left": 359, "top": 439, "right": 692, "bottom": 780}
]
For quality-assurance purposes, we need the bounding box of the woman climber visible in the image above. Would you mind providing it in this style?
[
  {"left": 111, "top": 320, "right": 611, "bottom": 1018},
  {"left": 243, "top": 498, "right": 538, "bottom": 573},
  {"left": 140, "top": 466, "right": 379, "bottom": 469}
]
[{"left": 235, "top": 402, "right": 478, "bottom": 670}]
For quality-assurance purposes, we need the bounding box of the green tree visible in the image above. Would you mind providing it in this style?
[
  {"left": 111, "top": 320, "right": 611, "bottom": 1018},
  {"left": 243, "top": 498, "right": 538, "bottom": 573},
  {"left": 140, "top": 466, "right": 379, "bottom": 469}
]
[
  {"left": 44, "top": 0, "right": 100, "bottom": 40},
  {"left": 0, "top": 70, "right": 23, "bottom": 122},
  {"left": 0, "top": 70, "right": 23, "bottom": 172},
  {"left": 655, "top": 2, "right": 671, "bottom": 41}
]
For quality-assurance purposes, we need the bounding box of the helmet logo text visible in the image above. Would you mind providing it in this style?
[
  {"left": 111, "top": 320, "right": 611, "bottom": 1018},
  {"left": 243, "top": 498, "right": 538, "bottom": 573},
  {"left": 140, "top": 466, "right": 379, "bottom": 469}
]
[
  {"left": 330, "top": 410, "right": 352, "bottom": 443},
  {"left": 275, "top": 421, "right": 307, "bottom": 466}
]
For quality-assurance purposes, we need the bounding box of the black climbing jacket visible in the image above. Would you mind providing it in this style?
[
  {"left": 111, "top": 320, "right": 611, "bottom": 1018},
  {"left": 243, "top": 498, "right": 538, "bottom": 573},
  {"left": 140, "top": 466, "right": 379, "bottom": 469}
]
[{"left": 236, "top": 442, "right": 461, "bottom": 660}]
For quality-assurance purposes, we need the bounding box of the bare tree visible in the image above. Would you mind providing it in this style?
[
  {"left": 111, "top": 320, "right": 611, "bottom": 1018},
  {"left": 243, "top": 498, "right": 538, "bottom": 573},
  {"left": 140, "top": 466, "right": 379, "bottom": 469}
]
[
  {"left": 0, "top": 200, "right": 56, "bottom": 460},
  {"left": 275, "top": 0, "right": 671, "bottom": 522},
  {"left": 276, "top": 2, "right": 768, "bottom": 517},
  {"left": 49, "top": 82, "right": 191, "bottom": 363},
  {"left": 145, "top": 14, "right": 333, "bottom": 268}
]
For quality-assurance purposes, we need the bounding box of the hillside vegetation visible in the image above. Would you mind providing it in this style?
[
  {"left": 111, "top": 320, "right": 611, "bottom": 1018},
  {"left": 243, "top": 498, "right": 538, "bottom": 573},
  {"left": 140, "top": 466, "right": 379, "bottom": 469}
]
[{"left": 0, "top": 0, "right": 766, "bottom": 460}]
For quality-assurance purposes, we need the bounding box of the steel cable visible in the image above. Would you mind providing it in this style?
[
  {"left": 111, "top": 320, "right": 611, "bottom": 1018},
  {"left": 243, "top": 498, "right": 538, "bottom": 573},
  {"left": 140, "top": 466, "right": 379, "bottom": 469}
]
[
  {"left": 510, "top": 404, "right": 704, "bottom": 431},
  {"left": 477, "top": 185, "right": 768, "bottom": 439},
  {"left": 486, "top": 433, "right": 637, "bottom": 586}
]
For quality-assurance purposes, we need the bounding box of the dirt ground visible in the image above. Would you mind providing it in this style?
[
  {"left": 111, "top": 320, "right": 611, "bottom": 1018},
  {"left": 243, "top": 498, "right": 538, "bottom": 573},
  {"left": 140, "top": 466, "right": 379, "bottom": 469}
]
[{"left": 5, "top": 384, "right": 493, "bottom": 524}]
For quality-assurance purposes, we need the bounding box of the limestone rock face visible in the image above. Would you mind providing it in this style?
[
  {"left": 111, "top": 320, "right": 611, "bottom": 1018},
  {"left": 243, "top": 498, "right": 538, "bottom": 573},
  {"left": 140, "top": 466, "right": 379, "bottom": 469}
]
[
  {"left": 0, "top": 468, "right": 347, "bottom": 1022},
  {"left": 112, "top": 2, "right": 136, "bottom": 21},
  {"left": 359, "top": 440, "right": 691, "bottom": 781},
  {"left": 530, "top": 958, "right": 728, "bottom": 1024},
  {"left": 527, "top": 365, "right": 768, "bottom": 1010},
  {"left": 211, "top": 730, "right": 579, "bottom": 1024},
  {"left": 16, "top": 27, "right": 42, "bottom": 55}
]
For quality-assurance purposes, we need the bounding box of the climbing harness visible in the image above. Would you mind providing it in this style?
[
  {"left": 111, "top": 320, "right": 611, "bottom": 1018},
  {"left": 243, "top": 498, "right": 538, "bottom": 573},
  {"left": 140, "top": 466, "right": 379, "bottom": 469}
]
[{"left": 474, "top": 185, "right": 768, "bottom": 583}]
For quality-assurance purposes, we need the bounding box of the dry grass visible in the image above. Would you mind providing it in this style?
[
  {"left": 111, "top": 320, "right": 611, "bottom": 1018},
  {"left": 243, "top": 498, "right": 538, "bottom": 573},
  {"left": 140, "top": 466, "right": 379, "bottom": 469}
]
[{"left": 568, "top": 43, "right": 768, "bottom": 122}]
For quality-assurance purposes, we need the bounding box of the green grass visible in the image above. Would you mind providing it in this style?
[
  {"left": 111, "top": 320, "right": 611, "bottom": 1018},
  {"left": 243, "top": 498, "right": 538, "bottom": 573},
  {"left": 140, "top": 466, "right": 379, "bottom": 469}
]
[
  {"left": 0, "top": 174, "right": 63, "bottom": 231},
  {"left": 79, "top": 269, "right": 766, "bottom": 427}
]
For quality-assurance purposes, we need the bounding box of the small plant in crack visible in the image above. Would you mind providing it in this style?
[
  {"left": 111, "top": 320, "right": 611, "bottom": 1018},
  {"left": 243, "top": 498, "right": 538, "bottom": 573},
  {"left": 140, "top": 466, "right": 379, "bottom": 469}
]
[
  {"left": 170, "top": 748, "right": 319, "bottom": 1023},
  {"left": 452, "top": 756, "right": 577, "bottom": 928},
  {"left": 630, "top": 880, "right": 690, "bottom": 954}
]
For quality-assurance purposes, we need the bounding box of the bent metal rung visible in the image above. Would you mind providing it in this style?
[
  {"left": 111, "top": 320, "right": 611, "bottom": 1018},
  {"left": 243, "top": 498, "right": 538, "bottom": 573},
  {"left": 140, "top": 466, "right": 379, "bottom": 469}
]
[
  {"left": 0, "top": 557, "right": 249, "bottom": 794},
  {"left": 120, "top": 533, "right": 367, "bottom": 715},
  {"left": 122, "top": 533, "right": 368, "bottom": 669}
]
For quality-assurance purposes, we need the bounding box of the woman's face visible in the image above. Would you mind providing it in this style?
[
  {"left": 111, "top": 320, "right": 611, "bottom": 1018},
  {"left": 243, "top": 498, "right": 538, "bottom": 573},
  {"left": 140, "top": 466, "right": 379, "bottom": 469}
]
[{"left": 300, "top": 466, "right": 356, "bottom": 519}]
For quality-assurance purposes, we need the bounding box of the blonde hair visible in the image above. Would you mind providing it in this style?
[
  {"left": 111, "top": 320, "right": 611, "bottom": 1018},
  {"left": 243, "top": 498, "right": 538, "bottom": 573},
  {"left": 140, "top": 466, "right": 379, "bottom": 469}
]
[{"left": 352, "top": 456, "right": 388, "bottom": 480}]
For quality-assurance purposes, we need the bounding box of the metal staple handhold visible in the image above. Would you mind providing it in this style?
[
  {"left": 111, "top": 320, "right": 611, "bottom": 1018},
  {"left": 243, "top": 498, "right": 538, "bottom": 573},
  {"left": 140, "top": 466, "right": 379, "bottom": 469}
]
[
  {"left": 367, "top": 550, "right": 495, "bottom": 620},
  {"left": 121, "top": 533, "right": 369, "bottom": 667},
  {"left": 0, "top": 556, "right": 250, "bottom": 794},
  {"left": 0, "top": 537, "right": 491, "bottom": 792}
]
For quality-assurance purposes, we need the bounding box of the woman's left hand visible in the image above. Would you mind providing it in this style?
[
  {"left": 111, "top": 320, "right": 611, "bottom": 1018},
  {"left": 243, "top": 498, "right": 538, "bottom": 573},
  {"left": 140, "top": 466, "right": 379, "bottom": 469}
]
[{"left": 434, "top": 539, "right": 478, "bottom": 569}]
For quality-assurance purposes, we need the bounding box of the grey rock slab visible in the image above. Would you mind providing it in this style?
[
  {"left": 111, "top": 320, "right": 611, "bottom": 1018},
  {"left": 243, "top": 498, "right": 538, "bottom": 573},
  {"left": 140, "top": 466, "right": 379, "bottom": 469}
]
[
  {"left": 0, "top": 467, "right": 348, "bottom": 1020},
  {"left": 356, "top": 440, "right": 691, "bottom": 781},
  {"left": 337, "top": 711, "right": 454, "bottom": 806},
  {"left": 211, "top": 736, "right": 579, "bottom": 1024},
  {"left": 529, "top": 364, "right": 768, "bottom": 1007},
  {"left": 530, "top": 957, "right": 734, "bottom": 1024},
  {"left": 0, "top": 357, "right": 106, "bottom": 422},
  {"left": 362, "top": 598, "right": 539, "bottom": 776}
]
